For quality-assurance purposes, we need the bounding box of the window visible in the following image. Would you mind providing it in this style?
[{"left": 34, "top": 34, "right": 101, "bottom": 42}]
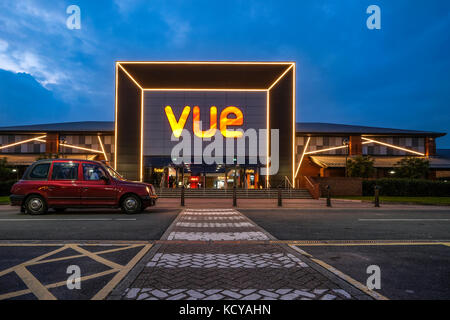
[
  {"left": 51, "top": 162, "right": 79, "bottom": 180},
  {"left": 82, "top": 163, "right": 107, "bottom": 181},
  {"left": 29, "top": 163, "right": 50, "bottom": 180}
]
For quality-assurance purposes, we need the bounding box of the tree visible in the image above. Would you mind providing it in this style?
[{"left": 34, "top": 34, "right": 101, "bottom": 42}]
[
  {"left": 347, "top": 155, "right": 375, "bottom": 178},
  {"left": 0, "top": 157, "right": 15, "bottom": 181},
  {"left": 394, "top": 157, "right": 429, "bottom": 179}
]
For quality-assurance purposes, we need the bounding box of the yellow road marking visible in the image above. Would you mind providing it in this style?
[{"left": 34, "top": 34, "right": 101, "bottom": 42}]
[
  {"left": 15, "top": 266, "right": 57, "bottom": 300},
  {"left": 0, "top": 245, "right": 68, "bottom": 277},
  {"left": 47, "top": 269, "right": 118, "bottom": 289},
  {"left": 33, "top": 244, "right": 145, "bottom": 266},
  {"left": 0, "top": 243, "right": 151, "bottom": 300},
  {"left": 289, "top": 245, "right": 389, "bottom": 300},
  {"left": 67, "top": 244, "right": 124, "bottom": 270},
  {"left": 281, "top": 240, "right": 450, "bottom": 246},
  {"left": 0, "top": 269, "right": 118, "bottom": 300},
  {"left": 92, "top": 244, "right": 152, "bottom": 300}
]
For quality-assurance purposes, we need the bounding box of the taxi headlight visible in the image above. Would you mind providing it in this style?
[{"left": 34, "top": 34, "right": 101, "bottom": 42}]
[{"left": 146, "top": 186, "right": 151, "bottom": 194}]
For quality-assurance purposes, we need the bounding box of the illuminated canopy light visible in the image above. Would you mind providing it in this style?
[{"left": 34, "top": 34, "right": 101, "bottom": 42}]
[
  {"left": 361, "top": 137, "right": 425, "bottom": 156},
  {"left": 0, "top": 135, "right": 47, "bottom": 150}
]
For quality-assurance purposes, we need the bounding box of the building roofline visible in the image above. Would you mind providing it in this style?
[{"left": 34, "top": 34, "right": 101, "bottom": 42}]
[{"left": 0, "top": 121, "right": 446, "bottom": 138}]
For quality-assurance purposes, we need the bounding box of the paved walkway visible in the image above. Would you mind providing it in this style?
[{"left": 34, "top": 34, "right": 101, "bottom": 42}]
[
  {"left": 113, "top": 208, "right": 372, "bottom": 300},
  {"left": 153, "top": 198, "right": 450, "bottom": 210}
]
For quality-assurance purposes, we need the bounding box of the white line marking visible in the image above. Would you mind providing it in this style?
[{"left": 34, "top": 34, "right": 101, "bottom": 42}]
[
  {"left": 359, "top": 219, "right": 450, "bottom": 222},
  {"left": 0, "top": 218, "right": 137, "bottom": 221}
]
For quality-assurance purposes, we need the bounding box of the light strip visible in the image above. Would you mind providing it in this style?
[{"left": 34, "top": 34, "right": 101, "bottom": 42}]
[
  {"left": 97, "top": 135, "right": 108, "bottom": 161},
  {"left": 118, "top": 64, "right": 143, "bottom": 89},
  {"left": 143, "top": 88, "right": 267, "bottom": 92},
  {"left": 36, "top": 139, "right": 104, "bottom": 154},
  {"left": 140, "top": 89, "right": 144, "bottom": 182},
  {"left": 292, "top": 63, "right": 296, "bottom": 185},
  {"left": 0, "top": 135, "right": 47, "bottom": 150},
  {"left": 59, "top": 142, "right": 103, "bottom": 154},
  {"left": 294, "top": 137, "right": 311, "bottom": 178},
  {"left": 266, "top": 90, "right": 270, "bottom": 188},
  {"left": 118, "top": 61, "right": 295, "bottom": 65},
  {"left": 267, "top": 64, "right": 294, "bottom": 90},
  {"left": 114, "top": 62, "right": 118, "bottom": 169},
  {"left": 305, "top": 145, "right": 348, "bottom": 155},
  {"left": 361, "top": 137, "right": 425, "bottom": 156}
]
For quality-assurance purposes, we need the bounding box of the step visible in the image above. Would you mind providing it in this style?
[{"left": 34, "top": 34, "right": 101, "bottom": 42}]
[{"left": 155, "top": 189, "right": 312, "bottom": 199}]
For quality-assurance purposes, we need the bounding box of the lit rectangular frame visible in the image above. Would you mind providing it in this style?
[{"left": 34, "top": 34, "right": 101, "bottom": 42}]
[{"left": 115, "top": 61, "right": 296, "bottom": 184}]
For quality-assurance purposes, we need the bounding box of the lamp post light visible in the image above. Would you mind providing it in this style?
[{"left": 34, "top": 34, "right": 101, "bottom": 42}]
[
  {"left": 343, "top": 138, "right": 349, "bottom": 177},
  {"left": 12, "top": 168, "right": 18, "bottom": 181},
  {"left": 59, "top": 136, "right": 66, "bottom": 158}
]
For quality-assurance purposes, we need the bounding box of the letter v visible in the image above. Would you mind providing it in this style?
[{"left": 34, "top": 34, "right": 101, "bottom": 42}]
[{"left": 165, "top": 106, "right": 191, "bottom": 138}]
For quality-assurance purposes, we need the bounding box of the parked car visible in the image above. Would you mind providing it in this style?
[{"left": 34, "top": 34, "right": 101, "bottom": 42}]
[{"left": 9, "top": 159, "right": 157, "bottom": 215}]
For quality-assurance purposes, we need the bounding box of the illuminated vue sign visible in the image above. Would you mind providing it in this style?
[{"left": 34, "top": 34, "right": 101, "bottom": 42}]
[{"left": 115, "top": 62, "right": 296, "bottom": 188}]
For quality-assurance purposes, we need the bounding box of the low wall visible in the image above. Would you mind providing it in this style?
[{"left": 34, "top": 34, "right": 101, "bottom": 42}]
[{"left": 310, "top": 177, "right": 363, "bottom": 197}]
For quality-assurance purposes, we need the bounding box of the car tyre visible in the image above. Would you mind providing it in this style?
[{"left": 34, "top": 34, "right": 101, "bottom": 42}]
[
  {"left": 25, "top": 195, "right": 47, "bottom": 215},
  {"left": 121, "top": 195, "right": 142, "bottom": 214}
]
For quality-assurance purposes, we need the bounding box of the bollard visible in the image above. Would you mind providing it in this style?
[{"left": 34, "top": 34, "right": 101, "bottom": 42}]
[
  {"left": 181, "top": 185, "right": 185, "bottom": 207},
  {"left": 326, "top": 185, "right": 332, "bottom": 207},
  {"left": 233, "top": 186, "right": 237, "bottom": 207},
  {"left": 278, "top": 186, "right": 282, "bottom": 207},
  {"left": 374, "top": 185, "right": 380, "bottom": 207}
]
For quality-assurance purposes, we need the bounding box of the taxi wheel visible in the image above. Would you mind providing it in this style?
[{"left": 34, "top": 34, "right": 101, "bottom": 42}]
[
  {"left": 121, "top": 195, "right": 142, "bottom": 214},
  {"left": 25, "top": 195, "right": 48, "bottom": 215}
]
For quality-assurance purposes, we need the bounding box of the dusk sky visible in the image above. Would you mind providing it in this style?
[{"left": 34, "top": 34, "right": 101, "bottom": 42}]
[{"left": 0, "top": 0, "right": 449, "bottom": 146}]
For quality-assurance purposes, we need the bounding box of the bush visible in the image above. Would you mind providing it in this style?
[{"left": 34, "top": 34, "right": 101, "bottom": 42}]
[
  {"left": 363, "top": 178, "right": 450, "bottom": 197},
  {"left": 0, "top": 180, "right": 16, "bottom": 196},
  {"left": 394, "top": 157, "right": 429, "bottom": 179},
  {"left": 347, "top": 156, "right": 375, "bottom": 178}
]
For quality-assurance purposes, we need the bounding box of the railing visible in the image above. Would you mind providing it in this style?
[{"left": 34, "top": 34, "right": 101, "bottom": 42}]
[{"left": 303, "top": 176, "right": 320, "bottom": 199}]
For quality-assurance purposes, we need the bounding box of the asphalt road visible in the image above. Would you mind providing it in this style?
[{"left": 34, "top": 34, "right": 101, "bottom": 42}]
[
  {"left": 300, "top": 245, "right": 450, "bottom": 300},
  {"left": 0, "top": 206, "right": 180, "bottom": 240},
  {"left": 240, "top": 208, "right": 450, "bottom": 240},
  {"left": 241, "top": 208, "right": 450, "bottom": 300}
]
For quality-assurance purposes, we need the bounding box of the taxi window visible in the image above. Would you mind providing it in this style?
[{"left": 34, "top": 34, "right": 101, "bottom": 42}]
[
  {"left": 82, "top": 163, "right": 107, "bottom": 181},
  {"left": 29, "top": 163, "right": 50, "bottom": 180},
  {"left": 51, "top": 162, "right": 79, "bottom": 180}
]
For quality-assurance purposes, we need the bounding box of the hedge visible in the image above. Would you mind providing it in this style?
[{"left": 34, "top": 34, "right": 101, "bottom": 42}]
[
  {"left": 363, "top": 178, "right": 450, "bottom": 197},
  {"left": 0, "top": 180, "right": 16, "bottom": 196}
]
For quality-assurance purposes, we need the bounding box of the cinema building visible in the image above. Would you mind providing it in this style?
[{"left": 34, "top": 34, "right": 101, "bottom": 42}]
[{"left": 0, "top": 62, "right": 449, "bottom": 191}]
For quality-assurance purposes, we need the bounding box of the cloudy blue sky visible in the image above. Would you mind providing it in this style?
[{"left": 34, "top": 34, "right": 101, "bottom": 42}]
[{"left": 0, "top": 0, "right": 449, "bottom": 146}]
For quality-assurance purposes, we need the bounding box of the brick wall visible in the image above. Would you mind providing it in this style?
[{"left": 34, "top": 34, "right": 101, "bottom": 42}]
[{"left": 311, "top": 177, "right": 363, "bottom": 196}]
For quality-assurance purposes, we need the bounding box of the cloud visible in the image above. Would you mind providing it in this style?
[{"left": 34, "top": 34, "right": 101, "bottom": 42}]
[
  {"left": 0, "top": 38, "right": 65, "bottom": 86},
  {"left": 0, "top": 69, "right": 70, "bottom": 126},
  {"left": 161, "top": 13, "right": 191, "bottom": 47}
]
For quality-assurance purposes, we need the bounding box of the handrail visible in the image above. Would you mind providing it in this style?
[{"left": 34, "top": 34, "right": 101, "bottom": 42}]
[{"left": 303, "top": 176, "right": 320, "bottom": 199}]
